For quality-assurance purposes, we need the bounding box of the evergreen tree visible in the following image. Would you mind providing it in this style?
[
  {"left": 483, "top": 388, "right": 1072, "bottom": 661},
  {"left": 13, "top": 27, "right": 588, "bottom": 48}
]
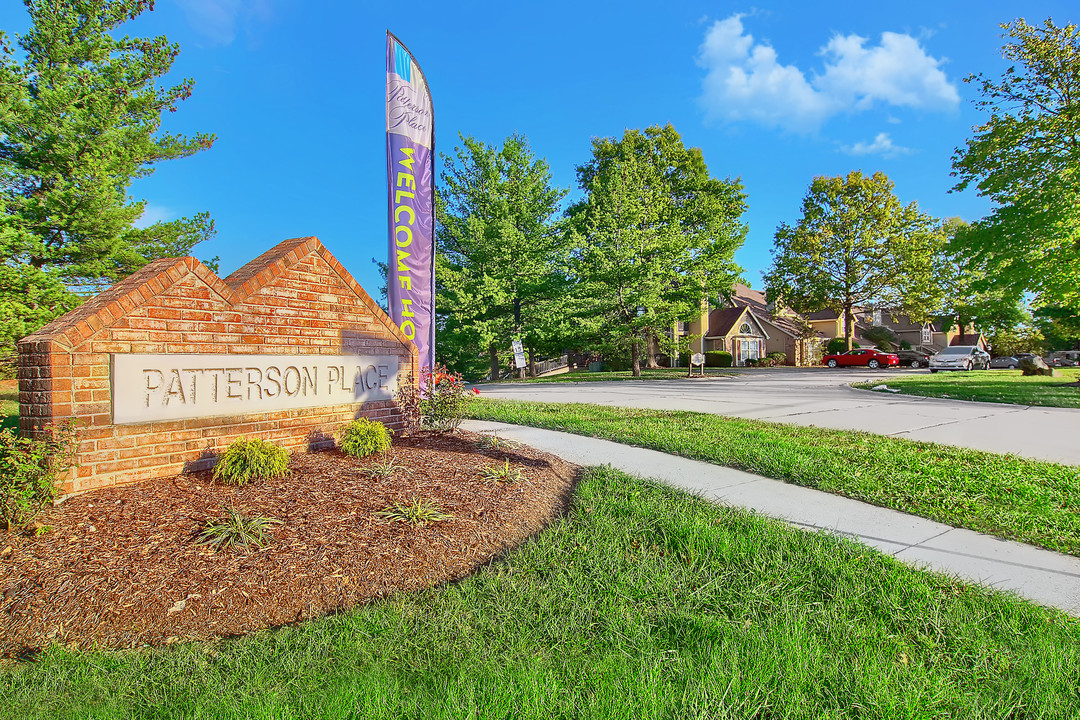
[{"left": 0, "top": 0, "right": 216, "bottom": 357}]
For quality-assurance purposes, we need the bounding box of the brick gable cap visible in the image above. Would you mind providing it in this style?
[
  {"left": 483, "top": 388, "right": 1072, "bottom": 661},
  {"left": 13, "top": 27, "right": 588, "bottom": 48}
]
[{"left": 19, "top": 237, "right": 415, "bottom": 352}]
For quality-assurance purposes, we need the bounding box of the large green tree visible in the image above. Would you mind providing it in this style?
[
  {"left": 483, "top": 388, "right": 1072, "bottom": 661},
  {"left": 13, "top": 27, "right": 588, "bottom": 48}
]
[
  {"left": 569, "top": 124, "right": 747, "bottom": 376},
  {"left": 951, "top": 18, "right": 1080, "bottom": 318},
  {"left": 435, "top": 134, "right": 568, "bottom": 381},
  {"left": 0, "top": 0, "right": 215, "bottom": 358},
  {"left": 935, "top": 217, "right": 1026, "bottom": 343},
  {"left": 765, "top": 171, "right": 943, "bottom": 352}
]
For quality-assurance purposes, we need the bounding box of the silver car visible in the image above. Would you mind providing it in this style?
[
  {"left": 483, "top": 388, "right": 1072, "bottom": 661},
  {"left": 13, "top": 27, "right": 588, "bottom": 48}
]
[
  {"left": 989, "top": 355, "right": 1021, "bottom": 369},
  {"left": 929, "top": 346, "right": 990, "bottom": 372}
]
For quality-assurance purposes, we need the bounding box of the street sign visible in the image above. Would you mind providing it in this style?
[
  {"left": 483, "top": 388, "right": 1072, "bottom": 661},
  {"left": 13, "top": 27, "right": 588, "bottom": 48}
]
[
  {"left": 512, "top": 338, "right": 527, "bottom": 369},
  {"left": 691, "top": 352, "right": 705, "bottom": 366}
]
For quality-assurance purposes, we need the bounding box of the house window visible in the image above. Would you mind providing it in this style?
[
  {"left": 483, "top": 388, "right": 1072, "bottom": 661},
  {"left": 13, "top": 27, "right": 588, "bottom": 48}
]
[
  {"left": 739, "top": 322, "right": 752, "bottom": 335},
  {"left": 921, "top": 325, "right": 932, "bottom": 344},
  {"left": 739, "top": 339, "right": 760, "bottom": 365}
]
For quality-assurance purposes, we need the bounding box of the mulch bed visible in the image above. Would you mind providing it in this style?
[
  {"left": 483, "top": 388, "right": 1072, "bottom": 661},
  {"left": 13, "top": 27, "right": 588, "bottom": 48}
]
[{"left": 0, "top": 431, "right": 579, "bottom": 657}]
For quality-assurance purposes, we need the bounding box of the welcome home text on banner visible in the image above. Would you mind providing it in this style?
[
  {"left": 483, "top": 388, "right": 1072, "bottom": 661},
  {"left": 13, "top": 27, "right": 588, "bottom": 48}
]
[{"left": 385, "top": 32, "right": 435, "bottom": 375}]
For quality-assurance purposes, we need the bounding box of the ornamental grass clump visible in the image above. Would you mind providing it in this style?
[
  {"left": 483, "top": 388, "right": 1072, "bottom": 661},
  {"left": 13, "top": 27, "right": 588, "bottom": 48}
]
[
  {"left": 0, "top": 420, "right": 77, "bottom": 531},
  {"left": 197, "top": 508, "right": 282, "bottom": 551},
  {"left": 480, "top": 459, "right": 525, "bottom": 484},
  {"left": 476, "top": 433, "right": 520, "bottom": 452},
  {"left": 212, "top": 438, "right": 290, "bottom": 486},
  {"left": 338, "top": 418, "right": 392, "bottom": 458},
  {"left": 375, "top": 497, "right": 451, "bottom": 526},
  {"left": 362, "top": 455, "right": 410, "bottom": 480}
]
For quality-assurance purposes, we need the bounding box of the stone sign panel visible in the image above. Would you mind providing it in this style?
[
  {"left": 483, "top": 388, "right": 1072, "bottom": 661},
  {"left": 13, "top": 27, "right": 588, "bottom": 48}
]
[
  {"left": 19, "top": 237, "right": 417, "bottom": 496},
  {"left": 112, "top": 353, "right": 400, "bottom": 424}
]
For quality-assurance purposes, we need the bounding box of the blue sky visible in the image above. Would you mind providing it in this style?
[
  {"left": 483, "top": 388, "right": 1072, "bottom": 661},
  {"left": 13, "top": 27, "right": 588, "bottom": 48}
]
[{"left": 3, "top": 1, "right": 1075, "bottom": 296}]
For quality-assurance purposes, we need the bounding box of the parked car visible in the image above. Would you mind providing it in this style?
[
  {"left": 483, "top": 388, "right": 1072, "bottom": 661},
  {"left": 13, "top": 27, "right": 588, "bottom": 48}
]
[
  {"left": 894, "top": 350, "right": 930, "bottom": 368},
  {"left": 989, "top": 356, "right": 1022, "bottom": 369},
  {"left": 822, "top": 348, "right": 900, "bottom": 369},
  {"left": 929, "top": 345, "right": 991, "bottom": 372},
  {"left": 1045, "top": 350, "right": 1080, "bottom": 367}
]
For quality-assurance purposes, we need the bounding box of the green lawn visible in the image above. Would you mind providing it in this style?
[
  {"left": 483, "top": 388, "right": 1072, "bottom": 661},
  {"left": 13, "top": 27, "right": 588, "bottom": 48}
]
[
  {"left": 493, "top": 368, "right": 735, "bottom": 383},
  {"left": 0, "top": 379, "right": 17, "bottom": 432},
  {"left": 467, "top": 398, "right": 1080, "bottom": 556},
  {"left": 3, "top": 465, "right": 1078, "bottom": 719},
  {"left": 855, "top": 368, "right": 1080, "bottom": 408}
]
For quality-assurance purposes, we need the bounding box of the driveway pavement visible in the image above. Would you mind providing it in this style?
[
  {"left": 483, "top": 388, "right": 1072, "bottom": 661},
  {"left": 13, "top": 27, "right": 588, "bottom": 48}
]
[
  {"left": 476, "top": 368, "right": 1080, "bottom": 465},
  {"left": 463, "top": 419, "right": 1080, "bottom": 614}
]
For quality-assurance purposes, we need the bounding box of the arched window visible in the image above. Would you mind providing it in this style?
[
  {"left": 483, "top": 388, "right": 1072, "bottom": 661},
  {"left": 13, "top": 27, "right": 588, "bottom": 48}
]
[{"left": 739, "top": 323, "right": 752, "bottom": 335}]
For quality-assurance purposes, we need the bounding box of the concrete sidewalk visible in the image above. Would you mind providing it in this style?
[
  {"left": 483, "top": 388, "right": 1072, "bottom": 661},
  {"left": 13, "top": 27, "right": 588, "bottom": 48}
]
[{"left": 462, "top": 419, "right": 1080, "bottom": 615}]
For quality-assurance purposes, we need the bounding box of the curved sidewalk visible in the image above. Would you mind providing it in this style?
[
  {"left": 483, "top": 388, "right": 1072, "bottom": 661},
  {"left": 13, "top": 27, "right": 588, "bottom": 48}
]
[{"left": 462, "top": 419, "right": 1080, "bottom": 615}]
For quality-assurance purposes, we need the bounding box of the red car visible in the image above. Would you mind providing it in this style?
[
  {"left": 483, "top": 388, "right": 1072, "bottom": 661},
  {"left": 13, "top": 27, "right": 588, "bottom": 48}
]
[{"left": 823, "top": 348, "right": 899, "bottom": 369}]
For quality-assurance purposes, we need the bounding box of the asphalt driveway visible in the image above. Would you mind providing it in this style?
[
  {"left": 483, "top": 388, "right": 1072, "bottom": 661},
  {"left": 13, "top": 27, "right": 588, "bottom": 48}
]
[{"left": 475, "top": 367, "right": 1080, "bottom": 465}]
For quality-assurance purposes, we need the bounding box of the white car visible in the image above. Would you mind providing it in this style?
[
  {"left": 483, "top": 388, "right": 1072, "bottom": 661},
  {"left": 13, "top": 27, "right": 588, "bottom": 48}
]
[{"left": 929, "top": 346, "right": 990, "bottom": 373}]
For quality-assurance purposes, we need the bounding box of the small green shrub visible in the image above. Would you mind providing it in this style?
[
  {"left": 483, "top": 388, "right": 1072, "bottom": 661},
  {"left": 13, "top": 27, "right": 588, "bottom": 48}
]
[
  {"left": 704, "top": 351, "right": 733, "bottom": 368},
  {"left": 826, "top": 337, "right": 860, "bottom": 354},
  {"left": 767, "top": 351, "right": 787, "bottom": 364},
  {"left": 481, "top": 460, "right": 525, "bottom": 484},
  {"left": 375, "top": 497, "right": 451, "bottom": 526},
  {"left": 197, "top": 508, "right": 282, "bottom": 550},
  {"left": 212, "top": 438, "right": 290, "bottom": 486},
  {"left": 0, "top": 420, "right": 78, "bottom": 531},
  {"left": 338, "top": 418, "right": 392, "bottom": 458}
]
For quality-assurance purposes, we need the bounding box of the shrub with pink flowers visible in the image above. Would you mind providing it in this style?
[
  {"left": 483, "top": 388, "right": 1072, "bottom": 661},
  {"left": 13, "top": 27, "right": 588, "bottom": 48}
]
[{"left": 418, "top": 365, "right": 474, "bottom": 431}]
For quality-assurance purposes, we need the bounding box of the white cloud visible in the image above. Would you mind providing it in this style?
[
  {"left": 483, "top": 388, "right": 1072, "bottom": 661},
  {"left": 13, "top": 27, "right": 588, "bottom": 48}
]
[
  {"left": 696, "top": 15, "right": 959, "bottom": 133},
  {"left": 173, "top": 0, "right": 274, "bottom": 46},
  {"left": 842, "top": 132, "right": 913, "bottom": 158},
  {"left": 134, "top": 204, "right": 173, "bottom": 229}
]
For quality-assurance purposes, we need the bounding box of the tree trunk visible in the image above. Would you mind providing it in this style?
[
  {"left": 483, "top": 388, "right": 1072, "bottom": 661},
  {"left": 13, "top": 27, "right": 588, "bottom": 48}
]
[
  {"left": 488, "top": 342, "right": 499, "bottom": 382},
  {"left": 528, "top": 347, "right": 536, "bottom": 378},
  {"left": 631, "top": 341, "right": 641, "bottom": 377},
  {"left": 844, "top": 305, "right": 855, "bottom": 351},
  {"left": 645, "top": 331, "right": 661, "bottom": 369}
]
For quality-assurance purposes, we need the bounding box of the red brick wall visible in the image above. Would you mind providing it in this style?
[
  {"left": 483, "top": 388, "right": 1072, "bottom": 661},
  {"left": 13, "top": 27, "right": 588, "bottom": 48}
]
[{"left": 18, "top": 237, "right": 418, "bottom": 496}]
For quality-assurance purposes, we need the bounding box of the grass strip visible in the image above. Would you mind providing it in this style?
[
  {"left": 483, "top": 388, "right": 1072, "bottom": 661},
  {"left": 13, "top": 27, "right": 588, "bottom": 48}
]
[
  {"left": 854, "top": 368, "right": 1080, "bottom": 409},
  {"left": 3, "top": 466, "right": 1078, "bottom": 719},
  {"left": 467, "top": 398, "right": 1080, "bottom": 556},
  {"left": 0, "top": 379, "right": 17, "bottom": 432}
]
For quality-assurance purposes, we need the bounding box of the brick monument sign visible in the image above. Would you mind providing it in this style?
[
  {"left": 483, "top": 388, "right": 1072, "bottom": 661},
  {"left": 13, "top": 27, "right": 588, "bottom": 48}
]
[{"left": 18, "top": 237, "right": 417, "bottom": 496}]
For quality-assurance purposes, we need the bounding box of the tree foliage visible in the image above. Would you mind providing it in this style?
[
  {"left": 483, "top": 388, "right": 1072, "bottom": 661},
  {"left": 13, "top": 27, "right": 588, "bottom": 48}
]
[
  {"left": 951, "top": 18, "right": 1080, "bottom": 316},
  {"left": 569, "top": 124, "right": 746, "bottom": 376},
  {"left": 935, "top": 217, "right": 1026, "bottom": 340},
  {"left": 1034, "top": 305, "right": 1080, "bottom": 351},
  {"left": 435, "top": 134, "right": 568, "bottom": 381},
  {"left": 0, "top": 0, "right": 215, "bottom": 357},
  {"left": 765, "top": 171, "right": 943, "bottom": 352}
]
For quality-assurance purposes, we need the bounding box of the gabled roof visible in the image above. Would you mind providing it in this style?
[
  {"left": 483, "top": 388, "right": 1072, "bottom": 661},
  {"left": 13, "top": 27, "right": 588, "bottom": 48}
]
[
  {"left": 22, "top": 237, "right": 412, "bottom": 351},
  {"left": 705, "top": 305, "right": 770, "bottom": 340},
  {"left": 731, "top": 283, "right": 769, "bottom": 314},
  {"left": 804, "top": 309, "right": 842, "bottom": 321}
]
